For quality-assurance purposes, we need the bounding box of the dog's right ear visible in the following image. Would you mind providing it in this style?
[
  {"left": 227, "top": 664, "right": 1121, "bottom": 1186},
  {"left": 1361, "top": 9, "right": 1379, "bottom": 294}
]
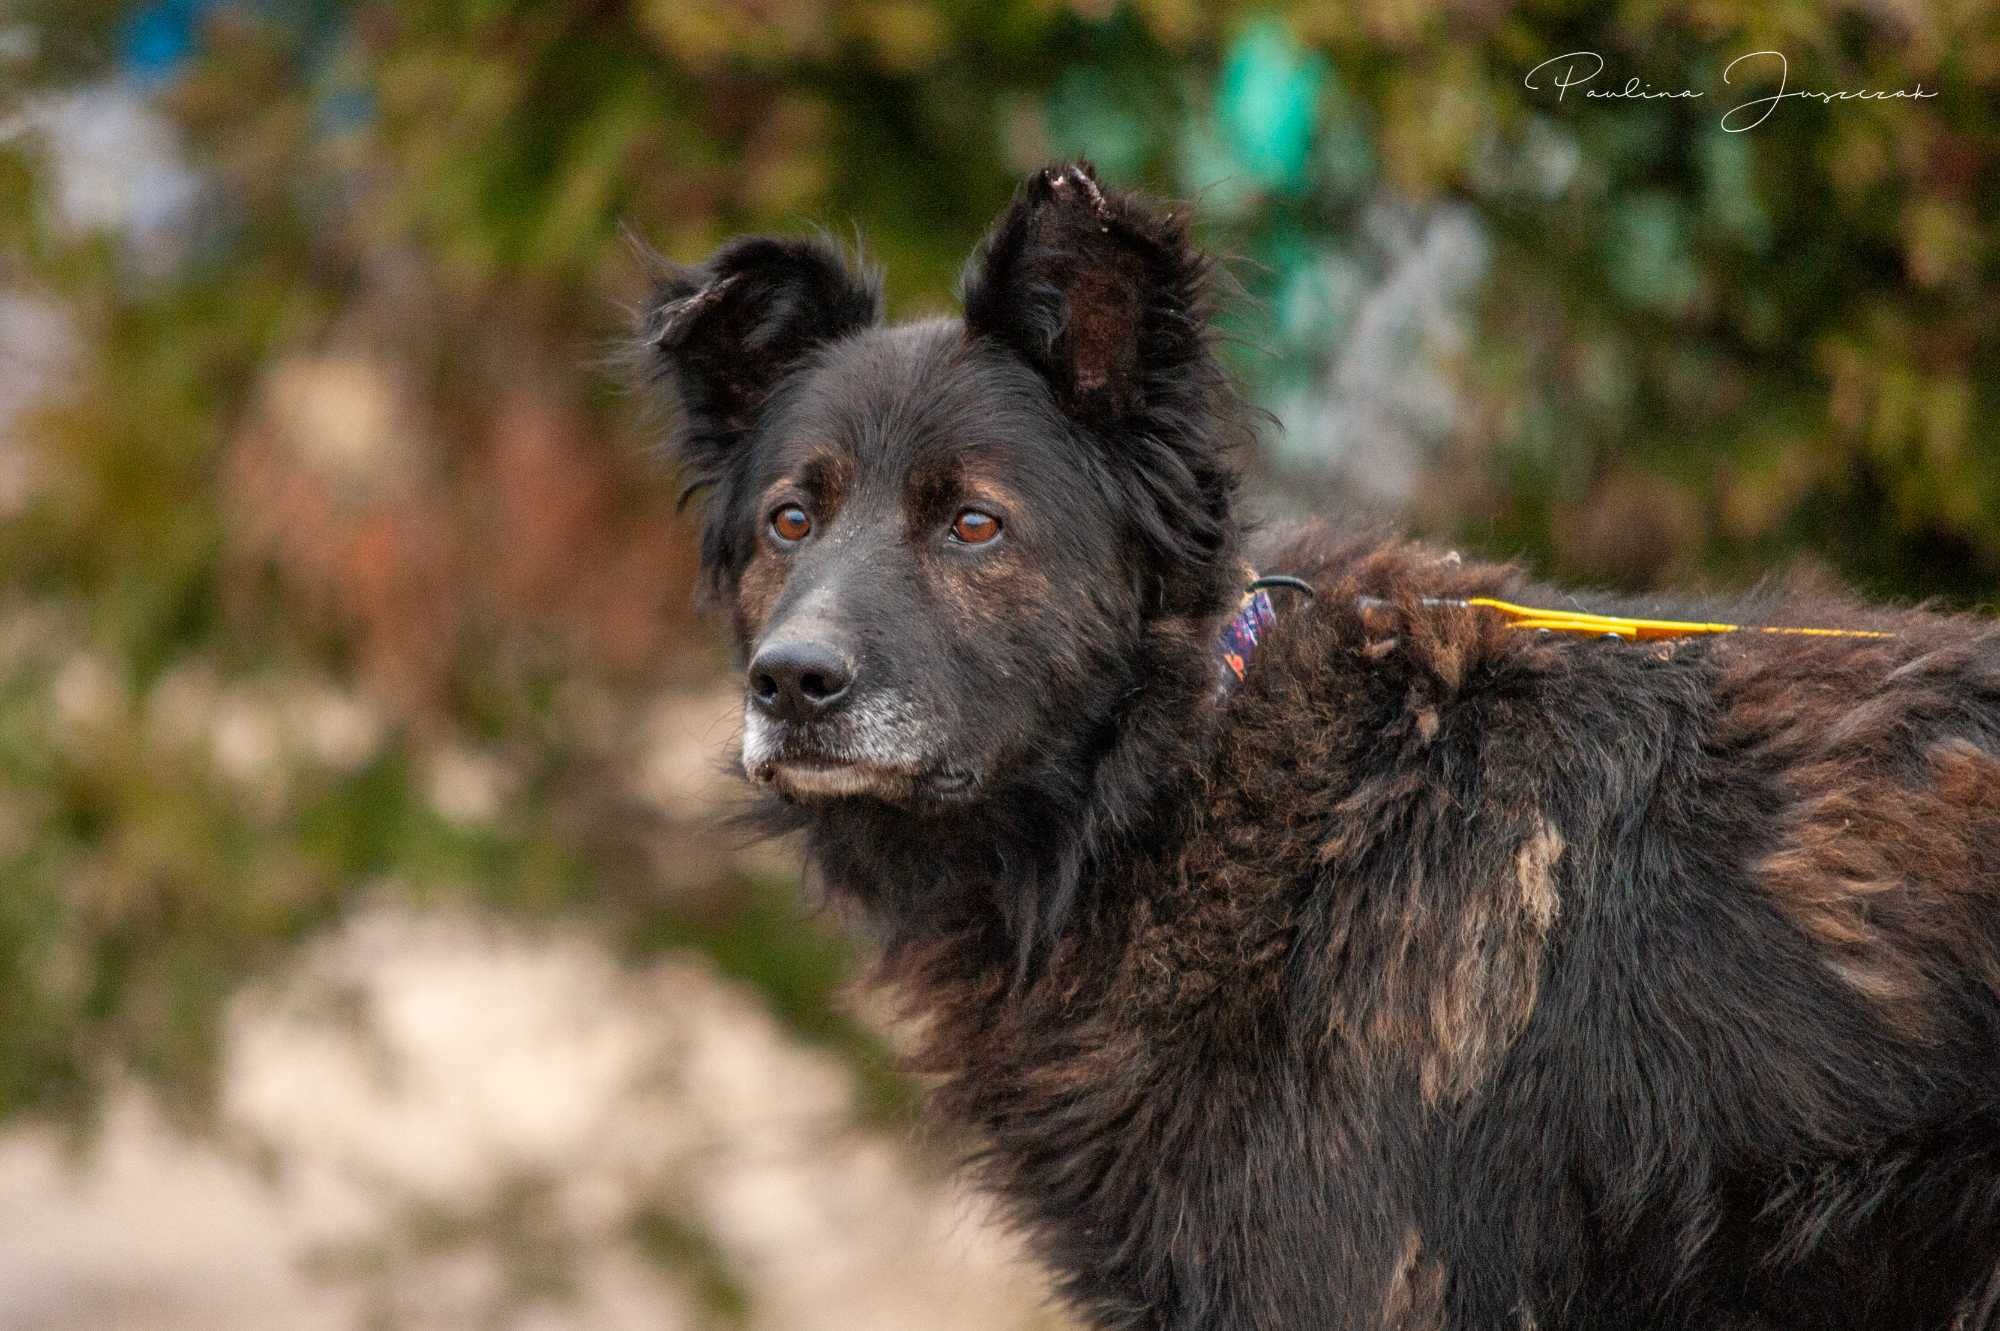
[{"left": 637, "top": 236, "right": 881, "bottom": 507}]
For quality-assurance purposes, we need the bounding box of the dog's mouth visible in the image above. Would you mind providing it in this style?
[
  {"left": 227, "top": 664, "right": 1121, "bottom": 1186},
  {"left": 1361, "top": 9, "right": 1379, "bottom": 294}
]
[
  {"left": 742, "top": 694, "right": 979, "bottom": 807},
  {"left": 749, "top": 756, "right": 978, "bottom": 806},
  {"left": 758, "top": 757, "right": 912, "bottom": 802}
]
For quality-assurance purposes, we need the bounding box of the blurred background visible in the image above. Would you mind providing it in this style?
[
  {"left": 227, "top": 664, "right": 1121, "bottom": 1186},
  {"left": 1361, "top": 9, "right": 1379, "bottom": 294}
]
[{"left": 0, "top": 1, "right": 1995, "bottom": 1327}]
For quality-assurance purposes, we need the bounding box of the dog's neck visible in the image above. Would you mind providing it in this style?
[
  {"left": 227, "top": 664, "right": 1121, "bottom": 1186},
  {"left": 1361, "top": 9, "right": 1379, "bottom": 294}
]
[{"left": 793, "top": 611, "right": 1225, "bottom": 982}]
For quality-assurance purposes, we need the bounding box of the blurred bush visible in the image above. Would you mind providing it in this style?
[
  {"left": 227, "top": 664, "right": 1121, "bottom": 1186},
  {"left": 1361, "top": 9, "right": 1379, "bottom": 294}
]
[{"left": 0, "top": 0, "right": 1995, "bottom": 1316}]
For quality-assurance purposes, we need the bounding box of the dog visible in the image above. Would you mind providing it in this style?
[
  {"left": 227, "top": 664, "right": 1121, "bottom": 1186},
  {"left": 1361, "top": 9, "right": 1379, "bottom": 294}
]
[{"left": 637, "top": 162, "right": 2000, "bottom": 1330}]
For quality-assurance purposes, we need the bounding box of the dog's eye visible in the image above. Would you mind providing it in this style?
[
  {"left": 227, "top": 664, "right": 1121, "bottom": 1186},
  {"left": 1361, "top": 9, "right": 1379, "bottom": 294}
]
[
  {"left": 950, "top": 510, "right": 1001, "bottom": 546},
  {"left": 770, "top": 504, "right": 813, "bottom": 543}
]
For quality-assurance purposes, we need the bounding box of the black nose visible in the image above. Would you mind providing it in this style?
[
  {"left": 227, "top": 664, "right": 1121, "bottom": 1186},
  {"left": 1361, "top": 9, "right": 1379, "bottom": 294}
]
[{"left": 749, "top": 640, "right": 855, "bottom": 722}]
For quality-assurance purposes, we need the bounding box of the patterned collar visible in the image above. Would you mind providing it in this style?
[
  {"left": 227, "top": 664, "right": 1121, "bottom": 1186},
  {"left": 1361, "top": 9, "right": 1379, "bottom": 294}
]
[
  {"left": 1215, "top": 573, "right": 1317, "bottom": 698},
  {"left": 1215, "top": 581, "right": 1278, "bottom": 698}
]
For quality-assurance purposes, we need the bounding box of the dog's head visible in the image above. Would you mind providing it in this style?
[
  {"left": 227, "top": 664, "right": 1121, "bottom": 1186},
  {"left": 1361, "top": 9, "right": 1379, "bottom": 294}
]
[{"left": 639, "top": 164, "right": 1242, "bottom": 809}]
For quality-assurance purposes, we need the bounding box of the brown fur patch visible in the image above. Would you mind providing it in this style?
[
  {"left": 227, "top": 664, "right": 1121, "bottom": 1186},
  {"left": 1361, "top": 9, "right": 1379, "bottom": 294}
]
[
  {"left": 732, "top": 548, "right": 787, "bottom": 643},
  {"left": 1410, "top": 691, "right": 1441, "bottom": 743},
  {"left": 1381, "top": 1228, "right": 1446, "bottom": 1330},
  {"left": 1419, "top": 820, "right": 1562, "bottom": 1106},
  {"left": 1517, "top": 819, "right": 1564, "bottom": 933},
  {"left": 1729, "top": 639, "right": 2000, "bottom": 1038},
  {"left": 794, "top": 445, "right": 853, "bottom": 512}
]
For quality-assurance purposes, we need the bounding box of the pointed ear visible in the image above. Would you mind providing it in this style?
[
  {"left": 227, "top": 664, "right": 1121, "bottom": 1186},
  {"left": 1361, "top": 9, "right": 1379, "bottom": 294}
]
[
  {"left": 961, "top": 162, "right": 1218, "bottom": 431},
  {"left": 637, "top": 235, "right": 881, "bottom": 505},
  {"left": 961, "top": 163, "right": 1241, "bottom": 615}
]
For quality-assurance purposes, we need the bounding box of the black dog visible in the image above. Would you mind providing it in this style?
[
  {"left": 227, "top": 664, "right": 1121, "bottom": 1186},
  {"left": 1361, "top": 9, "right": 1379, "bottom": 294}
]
[{"left": 639, "top": 163, "right": 2000, "bottom": 1330}]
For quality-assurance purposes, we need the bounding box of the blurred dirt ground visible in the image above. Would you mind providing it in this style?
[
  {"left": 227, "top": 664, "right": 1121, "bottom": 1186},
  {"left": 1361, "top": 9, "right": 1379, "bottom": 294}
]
[{"left": 0, "top": 899, "right": 1071, "bottom": 1331}]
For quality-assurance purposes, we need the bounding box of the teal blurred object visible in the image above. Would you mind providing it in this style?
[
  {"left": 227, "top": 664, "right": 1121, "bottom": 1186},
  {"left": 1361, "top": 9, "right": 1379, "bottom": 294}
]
[
  {"left": 1604, "top": 191, "right": 1702, "bottom": 315},
  {"left": 1215, "top": 17, "right": 1325, "bottom": 195},
  {"left": 1698, "top": 133, "right": 1771, "bottom": 251}
]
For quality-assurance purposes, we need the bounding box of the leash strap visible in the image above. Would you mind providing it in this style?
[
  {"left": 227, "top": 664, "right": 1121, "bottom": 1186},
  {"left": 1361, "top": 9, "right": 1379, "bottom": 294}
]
[
  {"left": 1217, "top": 578, "right": 1893, "bottom": 699},
  {"left": 1444, "top": 596, "right": 1892, "bottom": 641}
]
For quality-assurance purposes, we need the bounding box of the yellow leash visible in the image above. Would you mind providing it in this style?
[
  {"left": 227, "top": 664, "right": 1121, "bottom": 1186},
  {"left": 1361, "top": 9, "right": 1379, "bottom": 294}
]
[
  {"left": 1281, "top": 582, "right": 1896, "bottom": 646},
  {"left": 1452, "top": 596, "right": 1894, "bottom": 642}
]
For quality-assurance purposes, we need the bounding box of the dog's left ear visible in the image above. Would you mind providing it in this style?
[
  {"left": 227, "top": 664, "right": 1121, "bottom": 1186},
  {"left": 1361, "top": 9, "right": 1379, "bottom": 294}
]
[
  {"left": 962, "top": 163, "right": 1239, "bottom": 613},
  {"left": 962, "top": 162, "right": 1219, "bottom": 429}
]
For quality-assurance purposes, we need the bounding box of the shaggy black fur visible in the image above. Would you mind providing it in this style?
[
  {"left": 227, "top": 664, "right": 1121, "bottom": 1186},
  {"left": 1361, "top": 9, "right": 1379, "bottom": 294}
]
[{"left": 637, "top": 163, "right": 2000, "bottom": 1330}]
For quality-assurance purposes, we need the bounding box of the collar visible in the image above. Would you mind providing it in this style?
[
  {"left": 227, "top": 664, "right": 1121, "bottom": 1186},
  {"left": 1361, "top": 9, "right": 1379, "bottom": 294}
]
[
  {"left": 1215, "top": 573, "right": 1317, "bottom": 697},
  {"left": 1215, "top": 584, "right": 1275, "bottom": 697}
]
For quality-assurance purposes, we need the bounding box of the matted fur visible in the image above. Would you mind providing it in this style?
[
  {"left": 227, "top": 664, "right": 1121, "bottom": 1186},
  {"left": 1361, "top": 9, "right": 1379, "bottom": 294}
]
[{"left": 637, "top": 163, "right": 2000, "bottom": 1330}]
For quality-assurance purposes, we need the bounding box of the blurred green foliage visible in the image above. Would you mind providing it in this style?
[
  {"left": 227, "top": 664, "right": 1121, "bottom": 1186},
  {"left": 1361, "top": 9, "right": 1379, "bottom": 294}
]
[{"left": 0, "top": 0, "right": 1996, "bottom": 1201}]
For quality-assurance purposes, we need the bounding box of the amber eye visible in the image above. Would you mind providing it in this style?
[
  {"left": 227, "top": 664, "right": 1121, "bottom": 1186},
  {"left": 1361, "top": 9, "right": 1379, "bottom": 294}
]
[
  {"left": 950, "top": 509, "right": 1002, "bottom": 545},
  {"left": 770, "top": 504, "right": 812, "bottom": 543}
]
